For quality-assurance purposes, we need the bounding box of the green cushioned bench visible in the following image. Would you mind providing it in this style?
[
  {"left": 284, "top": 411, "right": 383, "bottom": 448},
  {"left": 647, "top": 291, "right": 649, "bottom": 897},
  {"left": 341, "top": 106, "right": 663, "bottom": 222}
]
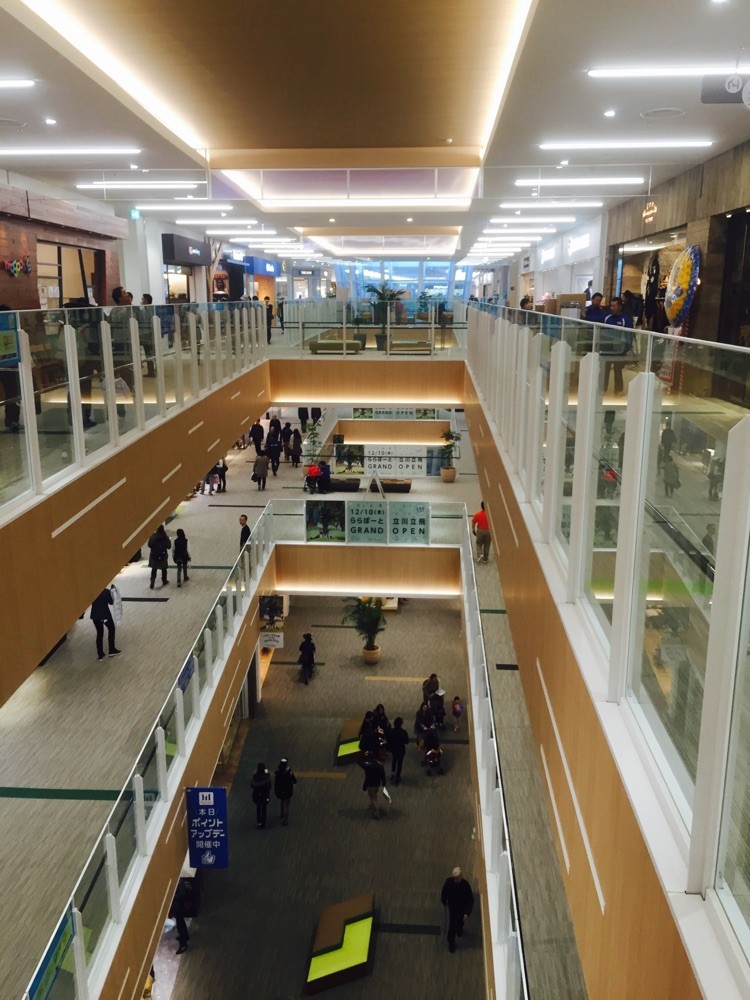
[
  {"left": 336, "top": 717, "right": 362, "bottom": 765},
  {"left": 306, "top": 892, "right": 375, "bottom": 995}
]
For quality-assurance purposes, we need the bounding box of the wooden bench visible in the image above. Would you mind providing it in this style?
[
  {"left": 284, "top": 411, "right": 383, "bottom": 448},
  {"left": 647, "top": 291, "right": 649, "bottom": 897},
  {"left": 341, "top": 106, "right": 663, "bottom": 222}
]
[
  {"left": 309, "top": 339, "right": 363, "bottom": 354},
  {"left": 388, "top": 339, "right": 431, "bottom": 354},
  {"left": 327, "top": 477, "right": 361, "bottom": 492},
  {"left": 336, "top": 717, "right": 362, "bottom": 764},
  {"left": 306, "top": 892, "right": 375, "bottom": 995},
  {"left": 370, "top": 478, "right": 412, "bottom": 494}
]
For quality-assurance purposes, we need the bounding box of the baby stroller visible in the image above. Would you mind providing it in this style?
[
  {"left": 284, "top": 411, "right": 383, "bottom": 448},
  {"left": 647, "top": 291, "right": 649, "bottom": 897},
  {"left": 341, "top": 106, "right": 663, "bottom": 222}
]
[
  {"left": 422, "top": 729, "right": 444, "bottom": 776},
  {"left": 303, "top": 464, "right": 321, "bottom": 493},
  {"left": 429, "top": 690, "right": 447, "bottom": 731}
]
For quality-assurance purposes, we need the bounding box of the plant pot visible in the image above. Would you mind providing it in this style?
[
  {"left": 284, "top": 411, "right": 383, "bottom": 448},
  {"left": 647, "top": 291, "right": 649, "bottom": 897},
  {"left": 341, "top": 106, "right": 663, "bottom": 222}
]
[
  {"left": 440, "top": 467, "right": 457, "bottom": 483},
  {"left": 362, "top": 645, "right": 380, "bottom": 665},
  {"left": 375, "top": 332, "right": 387, "bottom": 351}
]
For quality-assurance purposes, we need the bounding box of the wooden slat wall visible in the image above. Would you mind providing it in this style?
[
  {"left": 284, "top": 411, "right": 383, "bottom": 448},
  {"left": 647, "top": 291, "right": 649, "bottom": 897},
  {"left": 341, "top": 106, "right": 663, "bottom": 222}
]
[{"left": 462, "top": 367, "right": 702, "bottom": 1000}]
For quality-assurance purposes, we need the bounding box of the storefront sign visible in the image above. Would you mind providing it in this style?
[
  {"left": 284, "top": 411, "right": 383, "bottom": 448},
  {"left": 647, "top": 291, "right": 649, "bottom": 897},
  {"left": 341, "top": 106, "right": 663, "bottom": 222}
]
[
  {"left": 161, "top": 234, "right": 212, "bottom": 267},
  {"left": 642, "top": 201, "right": 658, "bottom": 224},
  {"left": 567, "top": 233, "right": 590, "bottom": 255},
  {"left": 388, "top": 502, "right": 430, "bottom": 544},
  {"left": 347, "top": 501, "right": 387, "bottom": 543},
  {"left": 364, "top": 445, "right": 426, "bottom": 476},
  {"left": 701, "top": 74, "right": 748, "bottom": 104},
  {"left": 186, "top": 787, "right": 229, "bottom": 868},
  {"left": 0, "top": 311, "right": 19, "bottom": 365}
]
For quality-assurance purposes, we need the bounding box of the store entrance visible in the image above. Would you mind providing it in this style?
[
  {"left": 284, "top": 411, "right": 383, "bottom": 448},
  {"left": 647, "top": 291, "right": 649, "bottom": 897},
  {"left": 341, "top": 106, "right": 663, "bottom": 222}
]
[{"left": 37, "top": 241, "right": 103, "bottom": 308}]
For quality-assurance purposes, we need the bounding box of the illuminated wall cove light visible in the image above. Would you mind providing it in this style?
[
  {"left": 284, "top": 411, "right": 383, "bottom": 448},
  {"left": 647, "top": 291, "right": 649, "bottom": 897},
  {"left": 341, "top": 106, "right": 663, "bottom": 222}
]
[
  {"left": 490, "top": 216, "right": 575, "bottom": 224},
  {"left": 0, "top": 147, "right": 141, "bottom": 156},
  {"left": 588, "top": 64, "right": 750, "bottom": 78},
  {"left": 500, "top": 201, "right": 603, "bottom": 208},
  {"left": 77, "top": 181, "right": 204, "bottom": 190},
  {"left": 134, "top": 203, "right": 234, "bottom": 211},
  {"left": 0, "top": 79, "right": 35, "bottom": 88}
]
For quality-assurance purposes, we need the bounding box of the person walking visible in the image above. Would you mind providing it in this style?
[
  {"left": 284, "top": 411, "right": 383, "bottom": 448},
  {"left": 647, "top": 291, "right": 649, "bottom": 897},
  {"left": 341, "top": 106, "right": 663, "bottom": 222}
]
[
  {"left": 311, "top": 406, "right": 322, "bottom": 425},
  {"left": 253, "top": 450, "right": 269, "bottom": 491},
  {"left": 239, "top": 513, "right": 250, "bottom": 549},
  {"left": 148, "top": 524, "right": 171, "bottom": 589},
  {"left": 215, "top": 456, "right": 227, "bottom": 493},
  {"left": 274, "top": 758, "right": 297, "bottom": 826},
  {"left": 91, "top": 587, "right": 121, "bottom": 661},
  {"left": 471, "top": 501, "right": 491, "bottom": 563},
  {"left": 663, "top": 455, "right": 680, "bottom": 498},
  {"left": 298, "top": 407, "right": 309, "bottom": 433},
  {"left": 170, "top": 878, "right": 192, "bottom": 955},
  {"left": 264, "top": 296, "right": 274, "bottom": 343},
  {"left": 268, "top": 414, "right": 282, "bottom": 438},
  {"left": 173, "top": 528, "right": 190, "bottom": 587},
  {"left": 291, "top": 428, "right": 303, "bottom": 468},
  {"left": 298, "top": 632, "right": 316, "bottom": 684},
  {"left": 266, "top": 433, "right": 282, "bottom": 476},
  {"left": 422, "top": 672, "right": 440, "bottom": 705},
  {"left": 602, "top": 297, "right": 634, "bottom": 396},
  {"left": 277, "top": 297, "right": 285, "bottom": 332},
  {"left": 387, "top": 716, "right": 409, "bottom": 785},
  {"left": 451, "top": 696, "right": 465, "bottom": 732},
  {"left": 359, "top": 750, "right": 387, "bottom": 819},
  {"left": 251, "top": 763, "right": 272, "bottom": 829},
  {"left": 440, "top": 867, "right": 474, "bottom": 953},
  {"left": 281, "top": 421, "right": 293, "bottom": 462},
  {"left": 249, "top": 419, "right": 265, "bottom": 455}
]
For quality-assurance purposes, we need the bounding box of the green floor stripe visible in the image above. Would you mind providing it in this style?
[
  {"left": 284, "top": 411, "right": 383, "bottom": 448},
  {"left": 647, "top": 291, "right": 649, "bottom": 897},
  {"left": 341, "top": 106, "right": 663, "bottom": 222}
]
[
  {"left": 0, "top": 786, "right": 122, "bottom": 801},
  {"left": 480, "top": 608, "right": 507, "bottom": 614}
]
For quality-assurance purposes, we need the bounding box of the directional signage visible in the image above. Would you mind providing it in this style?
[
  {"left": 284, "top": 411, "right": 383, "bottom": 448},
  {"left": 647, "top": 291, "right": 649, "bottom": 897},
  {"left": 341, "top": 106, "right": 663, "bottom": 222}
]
[{"left": 186, "top": 787, "right": 229, "bottom": 868}]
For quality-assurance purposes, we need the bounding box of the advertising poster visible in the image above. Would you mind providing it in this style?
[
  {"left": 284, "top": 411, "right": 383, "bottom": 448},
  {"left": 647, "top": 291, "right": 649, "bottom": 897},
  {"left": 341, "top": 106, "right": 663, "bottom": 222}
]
[
  {"left": 0, "top": 311, "right": 19, "bottom": 366},
  {"left": 186, "top": 787, "right": 229, "bottom": 868},
  {"left": 347, "top": 501, "right": 387, "bottom": 543},
  {"left": 352, "top": 407, "right": 374, "bottom": 419},
  {"left": 306, "top": 500, "right": 346, "bottom": 541},
  {"left": 415, "top": 408, "right": 437, "bottom": 420},
  {"left": 334, "top": 443, "right": 365, "bottom": 474},
  {"left": 389, "top": 502, "right": 430, "bottom": 544},
  {"left": 259, "top": 594, "right": 284, "bottom": 648},
  {"left": 364, "top": 445, "right": 427, "bottom": 476}
]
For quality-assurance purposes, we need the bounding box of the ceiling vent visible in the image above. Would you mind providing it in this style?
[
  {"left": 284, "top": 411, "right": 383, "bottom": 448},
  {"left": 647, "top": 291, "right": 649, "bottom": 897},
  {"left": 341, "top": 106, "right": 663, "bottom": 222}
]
[
  {"left": 640, "top": 108, "right": 686, "bottom": 120},
  {"left": 0, "top": 118, "right": 26, "bottom": 129}
]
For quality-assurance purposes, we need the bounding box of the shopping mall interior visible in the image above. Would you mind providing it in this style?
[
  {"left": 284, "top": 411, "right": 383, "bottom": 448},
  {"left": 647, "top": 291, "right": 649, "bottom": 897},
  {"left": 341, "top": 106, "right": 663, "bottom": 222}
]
[{"left": 1, "top": 2, "right": 750, "bottom": 999}]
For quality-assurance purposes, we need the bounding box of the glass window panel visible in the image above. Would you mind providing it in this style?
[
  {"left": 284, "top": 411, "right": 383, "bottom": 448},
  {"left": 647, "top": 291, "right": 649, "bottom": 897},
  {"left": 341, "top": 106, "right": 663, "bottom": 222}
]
[
  {"left": 628, "top": 338, "right": 739, "bottom": 810},
  {"left": 73, "top": 842, "right": 109, "bottom": 965},
  {"left": 109, "top": 792, "right": 138, "bottom": 885},
  {"left": 0, "top": 315, "right": 31, "bottom": 505},
  {"left": 67, "top": 309, "right": 111, "bottom": 458}
]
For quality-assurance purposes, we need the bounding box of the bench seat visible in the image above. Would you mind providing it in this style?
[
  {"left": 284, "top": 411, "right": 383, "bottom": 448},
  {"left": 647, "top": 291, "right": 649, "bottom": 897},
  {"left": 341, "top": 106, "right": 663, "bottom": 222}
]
[{"left": 306, "top": 892, "right": 375, "bottom": 995}]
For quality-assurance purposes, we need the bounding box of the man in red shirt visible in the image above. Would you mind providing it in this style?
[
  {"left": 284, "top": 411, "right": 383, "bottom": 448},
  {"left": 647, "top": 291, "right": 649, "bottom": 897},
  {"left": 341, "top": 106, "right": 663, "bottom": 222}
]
[{"left": 471, "top": 501, "right": 491, "bottom": 563}]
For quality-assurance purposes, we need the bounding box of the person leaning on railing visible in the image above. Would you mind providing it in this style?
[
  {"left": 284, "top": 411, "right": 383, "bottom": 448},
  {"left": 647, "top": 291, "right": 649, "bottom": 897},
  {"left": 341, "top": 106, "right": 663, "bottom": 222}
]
[{"left": 601, "top": 297, "right": 634, "bottom": 397}]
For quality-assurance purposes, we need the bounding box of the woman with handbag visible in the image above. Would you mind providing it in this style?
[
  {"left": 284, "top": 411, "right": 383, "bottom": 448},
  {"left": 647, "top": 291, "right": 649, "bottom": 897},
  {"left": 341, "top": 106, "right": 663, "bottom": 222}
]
[
  {"left": 173, "top": 528, "right": 190, "bottom": 587},
  {"left": 250, "top": 763, "right": 272, "bottom": 828}
]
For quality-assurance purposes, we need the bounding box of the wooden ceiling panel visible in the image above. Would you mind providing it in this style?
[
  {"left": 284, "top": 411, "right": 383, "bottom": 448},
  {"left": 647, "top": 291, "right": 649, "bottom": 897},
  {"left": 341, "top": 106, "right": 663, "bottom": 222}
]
[{"left": 52, "top": 0, "right": 516, "bottom": 152}]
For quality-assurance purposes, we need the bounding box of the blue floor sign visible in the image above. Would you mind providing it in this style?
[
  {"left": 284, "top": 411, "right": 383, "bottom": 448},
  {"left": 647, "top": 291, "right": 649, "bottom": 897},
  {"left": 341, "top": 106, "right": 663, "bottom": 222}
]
[{"left": 186, "top": 786, "right": 229, "bottom": 868}]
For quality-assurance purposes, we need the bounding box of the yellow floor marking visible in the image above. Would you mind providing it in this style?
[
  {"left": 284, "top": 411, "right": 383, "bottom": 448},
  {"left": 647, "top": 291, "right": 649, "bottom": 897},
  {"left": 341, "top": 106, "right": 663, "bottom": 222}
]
[{"left": 297, "top": 770, "right": 347, "bottom": 780}]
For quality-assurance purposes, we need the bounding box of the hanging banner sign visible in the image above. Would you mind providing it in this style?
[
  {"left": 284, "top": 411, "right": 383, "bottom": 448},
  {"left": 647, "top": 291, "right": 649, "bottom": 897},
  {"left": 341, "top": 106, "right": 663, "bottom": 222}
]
[
  {"left": 388, "top": 501, "right": 430, "bottom": 544},
  {"left": 259, "top": 594, "right": 284, "bottom": 648},
  {"left": 347, "top": 501, "right": 387, "bottom": 543},
  {"left": 186, "top": 787, "right": 229, "bottom": 868},
  {"left": 364, "top": 445, "right": 427, "bottom": 476}
]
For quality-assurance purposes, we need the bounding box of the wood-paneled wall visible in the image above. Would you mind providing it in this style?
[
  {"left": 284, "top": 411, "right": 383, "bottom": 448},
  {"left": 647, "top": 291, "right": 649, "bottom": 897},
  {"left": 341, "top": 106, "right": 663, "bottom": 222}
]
[
  {"left": 0, "top": 364, "right": 271, "bottom": 703},
  {"left": 462, "top": 367, "right": 701, "bottom": 1000},
  {"left": 268, "top": 358, "right": 466, "bottom": 406}
]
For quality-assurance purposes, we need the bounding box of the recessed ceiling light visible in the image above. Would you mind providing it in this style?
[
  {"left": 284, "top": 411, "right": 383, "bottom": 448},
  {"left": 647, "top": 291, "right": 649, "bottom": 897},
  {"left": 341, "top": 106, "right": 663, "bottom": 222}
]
[
  {"left": 0, "top": 80, "right": 35, "bottom": 89},
  {"left": 603, "top": 109, "right": 616, "bottom": 118},
  {"left": 406, "top": 217, "right": 413, "bottom": 222},
  {"left": 515, "top": 176, "right": 643, "bottom": 187},
  {"left": 329, "top": 218, "right": 336, "bottom": 222},
  {"left": 129, "top": 163, "right": 139, "bottom": 170},
  {"left": 490, "top": 216, "right": 576, "bottom": 223},
  {"left": 640, "top": 107, "right": 686, "bottom": 120},
  {"left": 726, "top": 213, "right": 732, "bottom": 218},
  {"left": 0, "top": 146, "right": 141, "bottom": 156},
  {"left": 44, "top": 118, "right": 57, "bottom": 126},
  {"left": 445, "top": 137, "right": 453, "bottom": 144},
  {"left": 515, "top": 210, "right": 521, "bottom": 215},
  {"left": 76, "top": 181, "right": 201, "bottom": 190},
  {"left": 483, "top": 227, "right": 556, "bottom": 234},
  {"left": 560, "top": 159, "right": 569, "bottom": 166},
  {"left": 540, "top": 139, "right": 712, "bottom": 150},
  {"left": 500, "top": 200, "right": 604, "bottom": 209},
  {"left": 134, "top": 203, "right": 234, "bottom": 211},
  {"left": 590, "top": 64, "right": 750, "bottom": 78}
]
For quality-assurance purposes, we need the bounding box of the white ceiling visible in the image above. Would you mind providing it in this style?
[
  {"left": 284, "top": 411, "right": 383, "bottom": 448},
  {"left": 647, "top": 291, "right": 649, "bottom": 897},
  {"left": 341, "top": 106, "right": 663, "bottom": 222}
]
[{"left": 1, "top": 0, "right": 749, "bottom": 266}]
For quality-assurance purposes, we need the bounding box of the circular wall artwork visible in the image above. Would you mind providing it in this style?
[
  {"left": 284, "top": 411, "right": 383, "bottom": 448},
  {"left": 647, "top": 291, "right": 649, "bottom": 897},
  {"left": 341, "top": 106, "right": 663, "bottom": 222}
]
[{"left": 665, "top": 245, "right": 701, "bottom": 327}]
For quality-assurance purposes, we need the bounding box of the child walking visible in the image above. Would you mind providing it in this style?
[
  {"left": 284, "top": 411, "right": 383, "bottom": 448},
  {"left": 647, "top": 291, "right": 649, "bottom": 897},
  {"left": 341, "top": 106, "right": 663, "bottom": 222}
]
[{"left": 451, "top": 695, "right": 465, "bottom": 733}]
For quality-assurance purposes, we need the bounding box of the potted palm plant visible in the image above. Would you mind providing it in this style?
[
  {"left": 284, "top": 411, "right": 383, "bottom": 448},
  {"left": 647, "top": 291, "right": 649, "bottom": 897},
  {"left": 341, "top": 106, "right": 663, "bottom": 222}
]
[
  {"left": 440, "top": 429, "right": 461, "bottom": 482},
  {"left": 365, "top": 281, "right": 405, "bottom": 350},
  {"left": 342, "top": 597, "right": 386, "bottom": 664}
]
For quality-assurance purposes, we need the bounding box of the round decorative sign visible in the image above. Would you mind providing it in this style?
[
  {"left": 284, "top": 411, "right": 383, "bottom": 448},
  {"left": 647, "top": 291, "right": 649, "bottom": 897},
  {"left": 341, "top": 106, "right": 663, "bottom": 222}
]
[{"left": 665, "top": 245, "right": 701, "bottom": 327}]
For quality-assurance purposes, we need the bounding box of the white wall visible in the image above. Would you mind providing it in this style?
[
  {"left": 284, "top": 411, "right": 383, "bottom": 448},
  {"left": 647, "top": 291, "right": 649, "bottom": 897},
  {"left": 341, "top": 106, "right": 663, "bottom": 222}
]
[{"left": 117, "top": 218, "right": 212, "bottom": 305}]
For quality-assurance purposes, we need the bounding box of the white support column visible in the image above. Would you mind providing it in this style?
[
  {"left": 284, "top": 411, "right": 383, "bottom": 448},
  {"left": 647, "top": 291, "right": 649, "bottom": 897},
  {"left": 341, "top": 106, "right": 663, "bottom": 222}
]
[
  {"left": 506, "top": 931, "right": 522, "bottom": 999},
  {"left": 496, "top": 851, "right": 512, "bottom": 945},
  {"left": 188, "top": 313, "right": 199, "bottom": 399},
  {"left": 155, "top": 727, "right": 168, "bottom": 802},
  {"left": 203, "top": 628, "right": 214, "bottom": 686},
  {"left": 71, "top": 908, "right": 90, "bottom": 1000},
  {"left": 688, "top": 415, "right": 750, "bottom": 894},
  {"left": 191, "top": 664, "right": 201, "bottom": 719},
  {"left": 216, "top": 604, "right": 225, "bottom": 661},
  {"left": 241, "top": 306, "right": 250, "bottom": 368},
  {"left": 200, "top": 316, "right": 211, "bottom": 391},
  {"left": 608, "top": 373, "right": 656, "bottom": 703},
  {"left": 129, "top": 318, "right": 146, "bottom": 430},
  {"left": 100, "top": 321, "right": 119, "bottom": 448},
  {"left": 133, "top": 773, "right": 148, "bottom": 854},
  {"left": 153, "top": 316, "right": 166, "bottom": 416},
  {"left": 566, "top": 351, "right": 599, "bottom": 604},
  {"left": 515, "top": 326, "right": 530, "bottom": 479},
  {"left": 541, "top": 340, "right": 570, "bottom": 544},
  {"left": 105, "top": 832, "right": 122, "bottom": 923},
  {"left": 174, "top": 688, "right": 186, "bottom": 757},
  {"left": 524, "top": 333, "right": 542, "bottom": 504},
  {"left": 226, "top": 586, "right": 235, "bottom": 635},
  {"left": 233, "top": 309, "right": 242, "bottom": 373},
  {"left": 173, "top": 322, "right": 184, "bottom": 407},
  {"left": 63, "top": 324, "right": 85, "bottom": 467},
  {"left": 243, "top": 550, "right": 251, "bottom": 593},
  {"left": 17, "top": 330, "right": 43, "bottom": 493},
  {"left": 214, "top": 311, "right": 223, "bottom": 383}
]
